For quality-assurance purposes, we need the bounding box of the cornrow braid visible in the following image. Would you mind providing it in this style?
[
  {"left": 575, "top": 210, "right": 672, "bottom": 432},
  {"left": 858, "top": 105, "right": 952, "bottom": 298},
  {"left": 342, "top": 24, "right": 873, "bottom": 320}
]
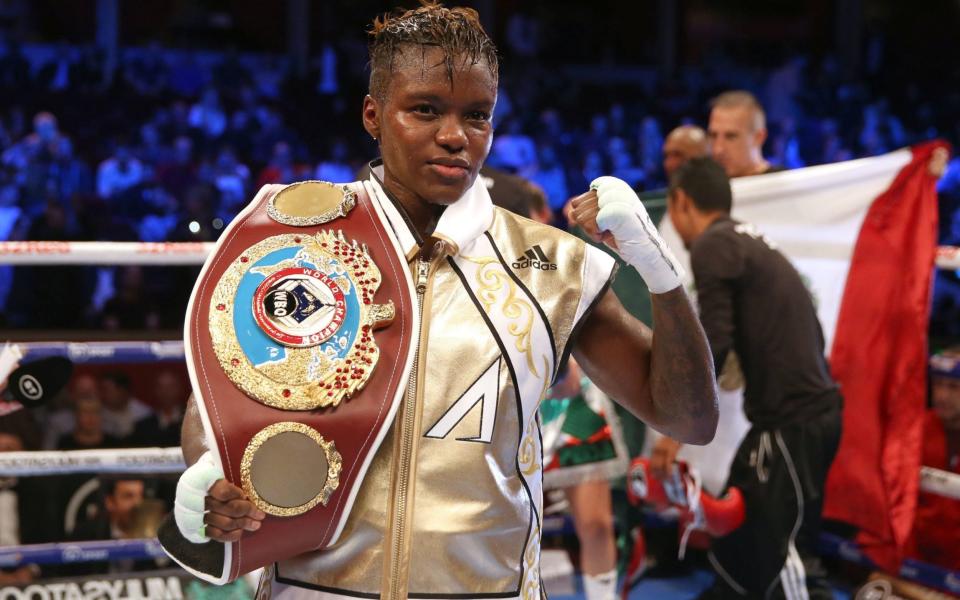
[{"left": 368, "top": 1, "right": 498, "bottom": 101}]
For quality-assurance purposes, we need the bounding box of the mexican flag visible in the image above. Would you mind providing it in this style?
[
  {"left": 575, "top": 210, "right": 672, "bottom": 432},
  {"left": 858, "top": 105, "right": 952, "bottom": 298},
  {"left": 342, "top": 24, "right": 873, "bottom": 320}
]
[{"left": 659, "top": 141, "right": 947, "bottom": 571}]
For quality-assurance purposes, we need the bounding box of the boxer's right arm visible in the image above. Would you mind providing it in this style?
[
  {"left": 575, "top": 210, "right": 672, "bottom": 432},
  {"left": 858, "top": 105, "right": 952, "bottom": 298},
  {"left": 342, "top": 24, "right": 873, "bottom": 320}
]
[
  {"left": 181, "top": 394, "right": 207, "bottom": 466},
  {"left": 178, "top": 395, "right": 265, "bottom": 543}
]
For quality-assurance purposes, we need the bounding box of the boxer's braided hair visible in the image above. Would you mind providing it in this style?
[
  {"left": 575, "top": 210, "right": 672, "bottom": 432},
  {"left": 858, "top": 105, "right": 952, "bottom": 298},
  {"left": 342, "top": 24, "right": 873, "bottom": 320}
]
[{"left": 368, "top": 1, "right": 498, "bottom": 101}]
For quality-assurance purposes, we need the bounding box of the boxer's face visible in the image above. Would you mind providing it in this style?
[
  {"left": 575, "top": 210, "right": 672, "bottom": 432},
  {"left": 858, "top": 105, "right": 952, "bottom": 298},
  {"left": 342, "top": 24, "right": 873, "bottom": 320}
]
[
  {"left": 708, "top": 106, "right": 766, "bottom": 178},
  {"left": 363, "top": 46, "right": 496, "bottom": 206},
  {"left": 106, "top": 480, "right": 144, "bottom": 531},
  {"left": 663, "top": 135, "right": 703, "bottom": 179}
]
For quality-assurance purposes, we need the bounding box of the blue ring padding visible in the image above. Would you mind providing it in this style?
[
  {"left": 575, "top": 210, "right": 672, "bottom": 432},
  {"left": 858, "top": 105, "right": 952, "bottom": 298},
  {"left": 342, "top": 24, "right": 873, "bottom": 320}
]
[
  {"left": 818, "top": 532, "right": 960, "bottom": 595},
  {"left": 18, "top": 341, "right": 185, "bottom": 364},
  {"left": 0, "top": 538, "right": 167, "bottom": 567}
]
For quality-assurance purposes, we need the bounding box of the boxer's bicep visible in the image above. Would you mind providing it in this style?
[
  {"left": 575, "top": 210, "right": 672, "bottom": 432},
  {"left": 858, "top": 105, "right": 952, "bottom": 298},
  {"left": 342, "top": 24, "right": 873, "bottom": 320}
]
[
  {"left": 574, "top": 286, "right": 718, "bottom": 445},
  {"left": 572, "top": 289, "right": 655, "bottom": 420},
  {"left": 181, "top": 394, "right": 208, "bottom": 466}
]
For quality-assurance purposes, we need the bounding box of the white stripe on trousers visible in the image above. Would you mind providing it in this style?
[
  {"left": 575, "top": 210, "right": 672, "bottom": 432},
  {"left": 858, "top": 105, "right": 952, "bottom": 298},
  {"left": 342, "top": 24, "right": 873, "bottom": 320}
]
[{"left": 768, "top": 431, "right": 810, "bottom": 600}]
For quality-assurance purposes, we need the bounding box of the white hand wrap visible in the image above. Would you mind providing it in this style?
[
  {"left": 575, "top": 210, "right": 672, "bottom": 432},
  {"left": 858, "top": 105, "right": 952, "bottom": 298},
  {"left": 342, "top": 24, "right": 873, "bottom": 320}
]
[
  {"left": 591, "top": 176, "right": 685, "bottom": 294},
  {"left": 174, "top": 450, "right": 223, "bottom": 544}
]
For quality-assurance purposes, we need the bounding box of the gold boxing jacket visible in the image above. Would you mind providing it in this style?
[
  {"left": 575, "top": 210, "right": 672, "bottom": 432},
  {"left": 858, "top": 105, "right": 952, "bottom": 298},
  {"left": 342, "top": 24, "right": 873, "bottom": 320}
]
[{"left": 261, "top": 164, "right": 616, "bottom": 600}]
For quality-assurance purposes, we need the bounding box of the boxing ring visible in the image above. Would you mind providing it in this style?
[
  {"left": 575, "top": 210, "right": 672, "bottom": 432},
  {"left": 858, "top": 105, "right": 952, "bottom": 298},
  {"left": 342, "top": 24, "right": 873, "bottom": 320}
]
[{"left": 1, "top": 242, "right": 960, "bottom": 598}]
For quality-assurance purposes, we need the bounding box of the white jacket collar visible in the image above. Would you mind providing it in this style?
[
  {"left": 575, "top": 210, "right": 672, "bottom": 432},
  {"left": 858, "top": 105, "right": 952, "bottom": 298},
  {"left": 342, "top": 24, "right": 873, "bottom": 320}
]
[{"left": 367, "top": 162, "right": 494, "bottom": 256}]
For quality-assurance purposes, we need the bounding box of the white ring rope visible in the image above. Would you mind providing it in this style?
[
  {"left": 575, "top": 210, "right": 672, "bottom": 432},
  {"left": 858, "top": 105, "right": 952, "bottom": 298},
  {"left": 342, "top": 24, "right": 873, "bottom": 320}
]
[
  {"left": 938, "top": 244, "right": 960, "bottom": 270},
  {"left": 0, "top": 443, "right": 957, "bottom": 500},
  {"left": 0, "top": 241, "right": 956, "bottom": 269},
  {"left": 0, "top": 447, "right": 185, "bottom": 475},
  {"left": 0, "top": 241, "right": 214, "bottom": 265}
]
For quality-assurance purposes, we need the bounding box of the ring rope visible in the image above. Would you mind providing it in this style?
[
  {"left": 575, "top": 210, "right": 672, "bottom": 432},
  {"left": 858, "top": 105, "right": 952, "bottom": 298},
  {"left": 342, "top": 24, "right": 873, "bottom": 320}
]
[
  {"left": 0, "top": 241, "right": 213, "bottom": 265},
  {"left": 0, "top": 538, "right": 166, "bottom": 567},
  {"left": 1, "top": 445, "right": 958, "bottom": 500},
  {"left": 0, "top": 447, "right": 185, "bottom": 476},
  {"left": 0, "top": 241, "right": 956, "bottom": 269},
  {"left": 17, "top": 341, "right": 185, "bottom": 364}
]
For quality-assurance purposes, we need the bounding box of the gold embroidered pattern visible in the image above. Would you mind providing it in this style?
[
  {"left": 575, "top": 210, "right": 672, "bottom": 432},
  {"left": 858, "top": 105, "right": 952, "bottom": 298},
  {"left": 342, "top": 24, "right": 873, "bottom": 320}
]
[
  {"left": 518, "top": 418, "right": 541, "bottom": 476},
  {"left": 521, "top": 522, "right": 541, "bottom": 600},
  {"left": 462, "top": 255, "right": 538, "bottom": 377}
]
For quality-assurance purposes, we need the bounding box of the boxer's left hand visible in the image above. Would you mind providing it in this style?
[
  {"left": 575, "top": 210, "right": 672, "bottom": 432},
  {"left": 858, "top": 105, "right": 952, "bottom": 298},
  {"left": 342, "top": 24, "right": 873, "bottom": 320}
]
[{"left": 572, "top": 176, "right": 684, "bottom": 294}]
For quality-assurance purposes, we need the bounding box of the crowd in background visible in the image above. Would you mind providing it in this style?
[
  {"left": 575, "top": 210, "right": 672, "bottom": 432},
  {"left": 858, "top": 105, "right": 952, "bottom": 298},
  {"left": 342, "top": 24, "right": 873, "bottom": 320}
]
[
  {"left": 0, "top": 367, "right": 187, "bottom": 582},
  {"left": 0, "top": 38, "right": 958, "bottom": 331},
  {"left": 0, "top": 23, "right": 958, "bottom": 589}
]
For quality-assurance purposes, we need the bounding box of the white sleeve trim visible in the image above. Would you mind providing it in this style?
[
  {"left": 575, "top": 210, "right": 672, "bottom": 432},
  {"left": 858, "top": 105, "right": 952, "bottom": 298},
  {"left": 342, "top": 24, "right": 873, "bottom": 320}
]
[{"left": 574, "top": 245, "right": 616, "bottom": 326}]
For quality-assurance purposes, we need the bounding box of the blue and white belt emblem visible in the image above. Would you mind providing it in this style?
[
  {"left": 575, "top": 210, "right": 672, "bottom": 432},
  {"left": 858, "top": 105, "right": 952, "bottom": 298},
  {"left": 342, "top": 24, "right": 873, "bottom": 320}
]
[{"left": 209, "top": 230, "right": 395, "bottom": 410}]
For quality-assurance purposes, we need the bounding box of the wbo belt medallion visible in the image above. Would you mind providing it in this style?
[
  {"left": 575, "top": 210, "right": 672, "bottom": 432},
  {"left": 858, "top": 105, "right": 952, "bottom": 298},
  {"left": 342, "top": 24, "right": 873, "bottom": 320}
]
[
  {"left": 206, "top": 182, "right": 396, "bottom": 517},
  {"left": 164, "top": 179, "right": 415, "bottom": 580},
  {"left": 209, "top": 229, "right": 396, "bottom": 411}
]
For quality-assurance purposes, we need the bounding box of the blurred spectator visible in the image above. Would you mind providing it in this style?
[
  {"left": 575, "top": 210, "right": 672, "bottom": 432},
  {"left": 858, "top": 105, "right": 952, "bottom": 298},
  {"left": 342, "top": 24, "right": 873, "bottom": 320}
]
[
  {"left": 100, "top": 265, "right": 162, "bottom": 331},
  {"left": 909, "top": 351, "right": 960, "bottom": 570},
  {"left": 530, "top": 144, "right": 569, "bottom": 211},
  {"left": 257, "top": 141, "right": 306, "bottom": 187},
  {"left": 571, "top": 150, "right": 606, "bottom": 193},
  {"left": 25, "top": 137, "right": 92, "bottom": 205},
  {"left": 208, "top": 145, "right": 250, "bottom": 215},
  {"left": 609, "top": 103, "right": 629, "bottom": 139},
  {"left": 73, "top": 478, "right": 144, "bottom": 538},
  {"left": 313, "top": 44, "right": 339, "bottom": 96},
  {"left": 188, "top": 87, "right": 228, "bottom": 140},
  {"left": 97, "top": 372, "right": 153, "bottom": 443},
  {"left": 138, "top": 189, "right": 178, "bottom": 242},
  {"left": 156, "top": 135, "right": 198, "bottom": 200},
  {"left": 2, "top": 112, "right": 69, "bottom": 180},
  {"left": 708, "top": 90, "right": 781, "bottom": 177},
  {"left": 608, "top": 137, "right": 645, "bottom": 189},
  {"left": 583, "top": 113, "right": 611, "bottom": 156},
  {"left": 57, "top": 395, "right": 120, "bottom": 451},
  {"left": 0, "top": 411, "right": 45, "bottom": 585},
  {"left": 43, "top": 374, "right": 98, "bottom": 450},
  {"left": 135, "top": 123, "right": 171, "bottom": 166},
  {"left": 315, "top": 139, "right": 354, "bottom": 184},
  {"left": 662, "top": 125, "right": 709, "bottom": 179},
  {"left": 49, "top": 396, "right": 118, "bottom": 545},
  {"left": 0, "top": 183, "right": 23, "bottom": 240},
  {"left": 0, "top": 184, "right": 23, "bottom": 309},
  {"left": 134, "top": 371, "right": 185, "bottom": 447},
  {"left": 68, "top": 478, "right": 159, "bottom": 575},
  {"left": 769, "top": 117, "right": 806, "bottom": 169},
  {"left": 638, "top": 116, "right": 664, "bottom": 182},
  {"left": 505, "top": 10, "right": 541, "bottom": 59},
  {"left": 491, "top": 118, "right": 537, "bottom": 173},
  {"left": 96, "top": 142, "right": 145, "bottom": 200}
]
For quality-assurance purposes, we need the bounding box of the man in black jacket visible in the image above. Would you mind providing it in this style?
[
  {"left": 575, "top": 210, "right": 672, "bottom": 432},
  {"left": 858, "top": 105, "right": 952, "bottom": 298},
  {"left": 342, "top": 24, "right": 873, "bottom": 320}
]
[{"left": 658, "top": 157, "right": 842, "bottom": 599}]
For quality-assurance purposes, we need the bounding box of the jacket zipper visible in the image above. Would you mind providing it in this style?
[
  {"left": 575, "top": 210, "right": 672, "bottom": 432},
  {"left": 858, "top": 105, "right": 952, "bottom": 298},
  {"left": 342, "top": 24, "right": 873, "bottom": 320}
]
[{"left": 383, "top": 255, "right": 432, "bottom": 600}]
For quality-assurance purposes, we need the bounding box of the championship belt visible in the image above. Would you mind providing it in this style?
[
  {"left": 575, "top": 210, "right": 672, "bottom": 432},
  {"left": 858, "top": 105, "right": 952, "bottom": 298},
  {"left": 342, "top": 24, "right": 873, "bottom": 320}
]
[{"left": 159, "top": 181, "right": 416, "bottom": 584}]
